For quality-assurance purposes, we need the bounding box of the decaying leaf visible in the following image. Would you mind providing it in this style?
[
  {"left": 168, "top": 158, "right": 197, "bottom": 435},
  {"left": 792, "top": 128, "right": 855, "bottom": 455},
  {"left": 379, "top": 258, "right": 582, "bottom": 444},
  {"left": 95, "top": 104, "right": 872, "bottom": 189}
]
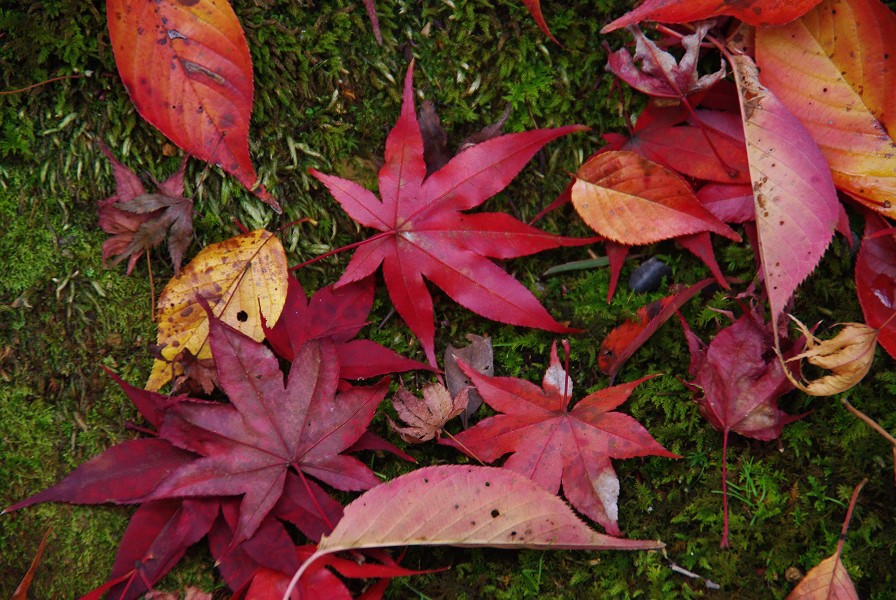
[
  {"left": 786, "top": 479, "right": 866, "bottom": 599},
  {"left": 445, "top": 333, "right": 494, "bottom": 426},
  {"left": 97, "top": 143, "right": 192, "bottom": 275},
  {"left": 784, "top": 317, "right": 878, "bottom": 396},
  {"left": 284, "top": 465, "right": 665, "bottom": 596},
  {"left": 389, "top": 383, "right": 467, "bottom": 443},
  {"left": 146, "top": 229, "right": 288, "bottom": 391}
]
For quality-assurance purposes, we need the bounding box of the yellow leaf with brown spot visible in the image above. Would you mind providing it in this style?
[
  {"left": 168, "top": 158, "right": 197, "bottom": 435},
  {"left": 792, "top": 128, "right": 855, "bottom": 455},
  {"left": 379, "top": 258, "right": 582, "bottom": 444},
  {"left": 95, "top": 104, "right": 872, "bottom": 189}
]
[
  {"left": 784, "top": 317, "right": 878, "bottom": 396},
  {"left": 146, "top": 229, "right": 288, "bottom": 391}
]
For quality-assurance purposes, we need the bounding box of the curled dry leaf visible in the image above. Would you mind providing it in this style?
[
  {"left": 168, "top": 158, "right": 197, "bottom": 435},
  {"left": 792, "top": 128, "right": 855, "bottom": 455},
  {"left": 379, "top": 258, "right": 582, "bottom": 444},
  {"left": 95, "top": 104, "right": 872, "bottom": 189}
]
[
  {"left": 445, "top": 333, "right": 494, "bottom": 426},
  {"left": 146, "top": 229, "right": 288, "bottom": 391},
  {"left": 389, "top": 383, "right": 467, "bottom": 443},
  {"left": 784, "top": 317, "right": 878, "bottom": 396}
]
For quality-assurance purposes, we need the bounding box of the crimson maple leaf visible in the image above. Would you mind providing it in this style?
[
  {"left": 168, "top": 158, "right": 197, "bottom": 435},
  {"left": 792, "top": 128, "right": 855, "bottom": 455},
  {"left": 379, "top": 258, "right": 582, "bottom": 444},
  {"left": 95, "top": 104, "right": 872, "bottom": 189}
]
[
  {"left": 447, "top": 341, "right": 677, "bottom": 535},
  {"left": 263, "top": 274, "right": 432, "bottom": 379},
  {"left": 148, "top": 314, "right": 388, "bottom": 543},
  {"left": 679, "top": 301, "right": 806, "bottom": 547},
  {"left": 310, "top": 63, "right": 592, "bottom": 366}
]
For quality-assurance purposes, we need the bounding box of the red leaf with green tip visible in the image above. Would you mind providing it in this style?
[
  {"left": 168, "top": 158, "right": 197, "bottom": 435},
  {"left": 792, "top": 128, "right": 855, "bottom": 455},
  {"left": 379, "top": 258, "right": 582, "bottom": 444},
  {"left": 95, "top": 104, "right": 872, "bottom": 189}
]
[
  {"left": 446, "top": 342, "right": 677, "bottom": 534},
  {"left": 602, "top": 0, "right": 823, "bottom": 32},
  {"left": 150, "top": 314, "right": 387, "bottom": 543},
  {"left": 310, "top": 63, "right": 592, "bottom": 366},
  {"left": 106, "top": 0, "right": 277, "bottom": 210}
]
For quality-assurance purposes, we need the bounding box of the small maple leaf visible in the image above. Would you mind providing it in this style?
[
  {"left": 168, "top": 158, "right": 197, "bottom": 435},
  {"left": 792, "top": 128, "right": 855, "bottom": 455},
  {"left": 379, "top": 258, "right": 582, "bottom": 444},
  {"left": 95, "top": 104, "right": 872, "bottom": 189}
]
[
  {"left": 446, "top": 341, "right": 677, "bottom": 535},
  {"left": 605, "top": 23, "right": 726, "bottom": 100},
  {"left": 445, "top": 333, "right": 495, "bottom": 426},
  {"left": 149, "top": 314, "right": 387, "bottom": 543},
  {"left": 97, "top": 142, "right": 193, "bottom": 274},
  {"left": 679, "top": 301, "right": 806, "bottom": 547},
  {"left": 310, "top": 63, "right": 592, "bottom": 365},
  {"left": 263, "top": 274, "right": 431, "bottom": 379},
  {"left": 389, "top": 383, "right": 467, "bottom": 443}
]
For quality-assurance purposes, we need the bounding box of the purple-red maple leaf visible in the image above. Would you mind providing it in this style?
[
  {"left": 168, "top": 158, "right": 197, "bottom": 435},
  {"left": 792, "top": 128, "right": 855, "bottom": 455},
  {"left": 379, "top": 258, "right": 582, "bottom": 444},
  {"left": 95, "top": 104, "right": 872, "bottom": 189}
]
[
  {"left": 148, "top": 315, "right": 387, "bottom": 544},
  {"left": 263, "top": 274, "right": 431, "bottom": 379},
  {"left": 97, "top": 142, "right": 193, "bottom": 275},
  {"left": 679, "top": 301, "right": 805, "bottom": 547},
  {"left": 310, "top": 63, "right": 592, "bottom": 366},
  {"left": 446, "top": 341, "right": 677, "bottom": 535}
]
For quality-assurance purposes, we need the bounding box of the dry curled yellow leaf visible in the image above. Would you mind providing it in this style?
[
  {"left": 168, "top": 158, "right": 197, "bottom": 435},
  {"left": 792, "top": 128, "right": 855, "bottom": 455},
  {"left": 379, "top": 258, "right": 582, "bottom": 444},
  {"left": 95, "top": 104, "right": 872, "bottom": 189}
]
[
  {"left": 145, "top": 229, "right": 288, "bottom": 391},
  {"left": 784, "top": 316, "right": 878, "bottom": 396}
]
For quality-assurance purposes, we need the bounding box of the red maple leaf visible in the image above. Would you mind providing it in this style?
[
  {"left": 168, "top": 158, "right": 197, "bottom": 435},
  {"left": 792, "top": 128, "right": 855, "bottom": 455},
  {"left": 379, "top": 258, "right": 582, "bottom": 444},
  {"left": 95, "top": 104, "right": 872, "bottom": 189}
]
[
  {"left": 310, "top": 63, "right": 592, "bottom": 366},
  {"left": 263, "top": 274, "right": 432, "bottom": 379},
  {"left": 446, "top": 341, "right": 677, "bottom": 535},
  {"left": 679, "top": 301, "right": 806, "bottom": 547},
  {"left": 602, "top": 0, "right": 823, "bottom": 32},
  {"left": 149, "top": 314, "right": 387, "bottom": 543}
]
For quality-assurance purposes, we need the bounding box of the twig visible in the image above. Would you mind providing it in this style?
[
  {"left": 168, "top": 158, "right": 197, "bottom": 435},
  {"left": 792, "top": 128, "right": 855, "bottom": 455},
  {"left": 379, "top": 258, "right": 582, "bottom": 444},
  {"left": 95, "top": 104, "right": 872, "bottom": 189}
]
[
  {"left": 0, "top": 74, "right": 83, "bottom": 95},
  {"left": 840, "top": 398, "right": 896, "bottom": 447},
  {"left": 661, "top": 548, "right": 720, "bottom": 590}
]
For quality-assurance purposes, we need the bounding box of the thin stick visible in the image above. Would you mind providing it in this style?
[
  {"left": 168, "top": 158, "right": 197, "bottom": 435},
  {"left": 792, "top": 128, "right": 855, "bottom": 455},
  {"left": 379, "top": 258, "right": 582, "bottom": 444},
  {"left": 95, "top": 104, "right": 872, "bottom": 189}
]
[
  {"left": 836, "top": 479, "right": 867, "bottom": 557},
  {"left": 661, "top": 548, "right": 720, "bottom": 590},
  {"left": 0, "top": 74, "right": 82, "bottom": 95},
  {"left": 147, "top": 253, "right": 156, "bottom": 322},
  {"left": 840, "top": 398, "right": 896, "bottom": 447}
]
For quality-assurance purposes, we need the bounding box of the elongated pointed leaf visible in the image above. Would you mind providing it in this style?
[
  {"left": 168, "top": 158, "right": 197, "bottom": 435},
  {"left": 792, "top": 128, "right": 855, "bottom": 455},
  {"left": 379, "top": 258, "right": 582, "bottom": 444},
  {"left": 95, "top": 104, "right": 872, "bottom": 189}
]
[
  {"left": 106, "top": 0, "right": 276, "bottom": 209},
  {"left": 729, "top": 54, "right": 839, "bottom": 328},
  {"left": 756, "top": 0, "right": 896, "bottom": 217},
  {"left": 856, "top": 212, "right": 896, "bottom": 358},
  {"left": 602, "top": 0, "right": 823, "bottom": 32}
]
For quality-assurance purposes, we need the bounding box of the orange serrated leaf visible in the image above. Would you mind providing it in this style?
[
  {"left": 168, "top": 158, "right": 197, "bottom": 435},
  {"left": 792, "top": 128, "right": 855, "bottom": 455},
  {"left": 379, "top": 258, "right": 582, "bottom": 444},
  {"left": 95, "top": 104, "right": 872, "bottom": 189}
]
[
  {"left": 146, "top": 229, "right": 288, "bottom": 391},
  {"left": 756, "top": 0, "right": 896, "bottom": 217},
  {"left": 106, "top": 0, "right": 278, "bottom": 211}
]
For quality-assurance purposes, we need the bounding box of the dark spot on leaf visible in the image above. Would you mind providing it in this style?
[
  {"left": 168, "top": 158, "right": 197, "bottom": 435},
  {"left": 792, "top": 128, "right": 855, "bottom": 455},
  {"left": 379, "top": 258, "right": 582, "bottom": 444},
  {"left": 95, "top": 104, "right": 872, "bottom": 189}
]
[
  {"left": 491, "top": 509, "right": 500, "bottom": 518},
  {"left": 237, "top": 310, "right": 248, "bottom": 322},
  {"left": 178, "top": 0, "right": 200, "bottom": 4},
  {"left": 484, "top": 481, "right": 490, "bottom": 487},
  {"left": 423, "top": 478, "right": 429, "bottom": 483},
  {"left": 454, "top": 504, "right": 459, "bottom": 509}
]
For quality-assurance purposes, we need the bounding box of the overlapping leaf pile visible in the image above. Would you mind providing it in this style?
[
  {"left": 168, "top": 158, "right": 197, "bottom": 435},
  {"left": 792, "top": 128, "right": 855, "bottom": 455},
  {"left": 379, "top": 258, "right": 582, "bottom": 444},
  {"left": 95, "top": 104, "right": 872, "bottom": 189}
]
[{"left": 7, "top": 0, "right": 896, "bottom": 597}]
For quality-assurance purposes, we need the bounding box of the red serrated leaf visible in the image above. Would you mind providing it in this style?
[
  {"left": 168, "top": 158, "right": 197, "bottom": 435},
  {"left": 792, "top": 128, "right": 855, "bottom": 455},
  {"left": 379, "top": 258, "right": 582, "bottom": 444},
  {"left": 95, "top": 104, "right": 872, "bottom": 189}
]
[
  {"left": 446, "top": 342, "right": 677, "bottom": 534},
  {"left": 856, "top": 212, "right": 896, "bottom": 359},
  {"left": 309, "top": 63, "right": 592, "bottom": 365},
  {"left": 599, "top": 278, "right": 715, "bottom": 379},
  {"left": 106, "top": 0, "right": 277, "bottom": 210},
  {"left": 680, "top": 302, "right": 806, "bottom": 547},
  {"left": 149, "top": 314, "right": 387, "bottom": 543},
  {"left": 263, "top": 275, "right": 431, "bottom": 378},
  {"left": 602, "top": 0, "right": 824, "bottom": 32}
]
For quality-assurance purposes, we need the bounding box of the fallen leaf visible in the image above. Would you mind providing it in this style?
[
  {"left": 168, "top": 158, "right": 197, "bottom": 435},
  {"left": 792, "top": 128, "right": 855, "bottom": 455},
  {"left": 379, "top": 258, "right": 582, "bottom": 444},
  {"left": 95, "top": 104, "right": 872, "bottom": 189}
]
[
  {"left": 602, "top": 0, "right": 824, "bottom": 32},
  {"left": 12, "top": 528, "right": 51, "bottom": 600},
  {"left": 106, "top": 0, "right": 277, "bottom": 210},
  {"left": 310, "top": 63, "right": 591, "bottom": 365},
  {"left": 787, "top": 479, "right": 866, "bottom": 599},
  {"left": 418, "top": 101, "right": 512, "bottom": 177},
  {"left": 389, "top": 383, "right": 467, "bottom": 443},
  {"left": 571, "top": 150, "right": 741, "bottom": 245},
  {"left": 605, "top": 23, "right": 726, "bottom": 99},
  {"left": 784, "top": 317, "right": 878, "bottom": 396},
  {"left": 599, "top": 278, "right": 715, "bottom": 380},
  {"left": 146, "top": 228, "right": 288, "bottom": 391},
  {"left": 445, "top": 333, "right": 494, "bottom": 426},
  {"left": 728, "top": 53, "right": 840, "bottom": 330},
  {"left": 263, "top": 275, "right": 430, "bottom": 379},
  {"left": 362, "top": 0, "right": 382, "bottom": 44},
  {"left": 680, "top": 301, "right": 806, "bottom": 547},
  {"left": 447, "top": 342, "right": 677, "bottom": 535},
  {"left": 150, "top": 314, "right": 388, "bottom": 543},
  {"left": 97, "top": 143, "right": 191, "bottom": 275},
  {"left": 284, "top": 464, "right": 665, "bottom": 596},
  {"left": 756, "top": 0, "right": 896, "bottom": 217},
  {"left": 521, "top": 0, "right": 558, "bottom": 43},
  {"left": 855, "top": 212, "right": 896, "bottom": 359}
]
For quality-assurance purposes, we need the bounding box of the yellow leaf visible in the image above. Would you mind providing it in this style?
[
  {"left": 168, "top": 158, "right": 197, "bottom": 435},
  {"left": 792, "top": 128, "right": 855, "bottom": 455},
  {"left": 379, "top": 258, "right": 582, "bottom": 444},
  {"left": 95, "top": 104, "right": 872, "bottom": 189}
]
[
  {"left": 146, "top": 229, "right": 288, "bottom": 391},
  {"left": 784, "top": 316, "right": 878, "bottom": 396}
]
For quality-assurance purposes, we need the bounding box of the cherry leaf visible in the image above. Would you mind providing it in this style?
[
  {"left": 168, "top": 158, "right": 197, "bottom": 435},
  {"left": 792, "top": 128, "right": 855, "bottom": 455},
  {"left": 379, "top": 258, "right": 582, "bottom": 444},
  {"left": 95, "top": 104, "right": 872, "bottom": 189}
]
[
  {"left": 856, "top": 212, "right": 896, "bottom": 358},
  {"left": 756, "top": 0, "right": 896, "bottom": 217},
  {"left": 729, "top": 53, "right": 839, "bottom": 330},
  {"left": 602, "top": 0, "right": 824, "bottom": 32},
  {"left": 106, "top": 0, "right": 277, "bottom": 210}
]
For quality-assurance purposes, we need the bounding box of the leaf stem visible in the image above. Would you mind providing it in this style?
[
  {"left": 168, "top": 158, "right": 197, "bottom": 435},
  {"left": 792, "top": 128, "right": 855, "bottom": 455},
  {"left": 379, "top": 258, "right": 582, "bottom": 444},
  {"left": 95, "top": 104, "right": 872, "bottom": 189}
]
[
  {"left": 0, "top": 73, "right": 83, "bottom": 95},
  {"left": 836, "top": 479, "right": 867, "bottom": 557},
  {"left": 840, "top": 398, "right": 896, "bottom": 447}
]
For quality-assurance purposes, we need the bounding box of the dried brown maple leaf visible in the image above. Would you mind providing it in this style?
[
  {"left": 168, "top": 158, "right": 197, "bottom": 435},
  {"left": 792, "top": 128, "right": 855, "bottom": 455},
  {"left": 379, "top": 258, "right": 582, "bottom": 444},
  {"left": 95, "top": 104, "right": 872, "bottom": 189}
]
[
  {"left": 97, "top": 142, "right": 193, "bottom": 275},
  {"left": 389, "top": 383, "right": 467, "bottom": 443},
  {"left": 445, "top": 333, "right": 494, "bottom": 426}
]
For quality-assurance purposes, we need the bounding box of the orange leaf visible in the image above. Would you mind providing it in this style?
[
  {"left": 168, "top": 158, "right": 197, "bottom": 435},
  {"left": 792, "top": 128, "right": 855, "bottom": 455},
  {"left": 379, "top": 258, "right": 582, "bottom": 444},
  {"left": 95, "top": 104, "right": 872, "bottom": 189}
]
[
  {"left": 571, "top": 150, "right": 740, "bottom": 245},
  {"left": 756, "top": 0, "right": 896, "bottom": 217},
  {"left": 106, "top": 0, "right": 278, "bottom": 211},
  {"left": 146, "top": 229, "right": 288, "bottom": 391}
]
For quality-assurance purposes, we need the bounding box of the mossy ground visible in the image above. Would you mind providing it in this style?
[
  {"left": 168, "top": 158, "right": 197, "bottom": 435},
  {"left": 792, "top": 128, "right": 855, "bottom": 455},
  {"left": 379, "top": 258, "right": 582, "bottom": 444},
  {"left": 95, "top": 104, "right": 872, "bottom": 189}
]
[{"left": 1, "top": 1, "right": 894, "bottom": 598}]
